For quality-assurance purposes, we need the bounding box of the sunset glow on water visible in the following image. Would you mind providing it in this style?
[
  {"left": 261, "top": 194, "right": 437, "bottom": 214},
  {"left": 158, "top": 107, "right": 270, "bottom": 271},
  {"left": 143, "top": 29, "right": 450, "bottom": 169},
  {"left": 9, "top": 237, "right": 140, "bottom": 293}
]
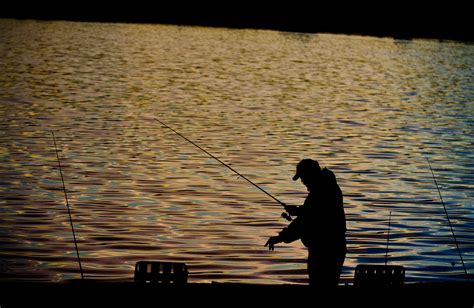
[{"left": 0, "top": 19, "right": 472, "bottom": 284}]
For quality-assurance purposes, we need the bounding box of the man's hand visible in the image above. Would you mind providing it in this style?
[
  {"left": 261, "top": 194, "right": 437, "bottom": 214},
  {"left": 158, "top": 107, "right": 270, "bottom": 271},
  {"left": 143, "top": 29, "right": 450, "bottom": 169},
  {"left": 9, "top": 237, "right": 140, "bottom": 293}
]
[
  {"left": 264, "top": 236, "right": 281, "bottom": 251},
  {"left": 284, "top": 204, "right": 299, "bottom": 216}
]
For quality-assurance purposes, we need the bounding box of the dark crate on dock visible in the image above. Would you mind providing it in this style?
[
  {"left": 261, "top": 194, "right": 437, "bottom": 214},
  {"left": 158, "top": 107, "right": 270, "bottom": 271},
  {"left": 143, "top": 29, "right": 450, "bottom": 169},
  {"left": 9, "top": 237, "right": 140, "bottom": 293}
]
[
  {"left": 134, "top": 261, "right": 188, "bottom": 284},
  {"left": 354, "top": 264, "right": 405, "bottom": 287}
]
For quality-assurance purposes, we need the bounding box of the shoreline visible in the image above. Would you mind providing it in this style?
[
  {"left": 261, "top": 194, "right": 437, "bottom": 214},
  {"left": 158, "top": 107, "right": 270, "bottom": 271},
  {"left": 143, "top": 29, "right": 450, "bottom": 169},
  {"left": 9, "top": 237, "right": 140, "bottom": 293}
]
[
  {"left": 0, "top": 14, "right": 472, "bottom": 43},
  {"left": 1, "top": 281, "right": 473, "bottom": 306}
]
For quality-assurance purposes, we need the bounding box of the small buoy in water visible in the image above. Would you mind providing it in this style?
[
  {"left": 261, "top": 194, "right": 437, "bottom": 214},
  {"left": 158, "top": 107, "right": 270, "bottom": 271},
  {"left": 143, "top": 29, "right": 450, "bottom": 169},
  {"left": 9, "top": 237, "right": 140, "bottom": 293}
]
[{"left": 451, "top": 262, "right": 456, "bottom": 266}]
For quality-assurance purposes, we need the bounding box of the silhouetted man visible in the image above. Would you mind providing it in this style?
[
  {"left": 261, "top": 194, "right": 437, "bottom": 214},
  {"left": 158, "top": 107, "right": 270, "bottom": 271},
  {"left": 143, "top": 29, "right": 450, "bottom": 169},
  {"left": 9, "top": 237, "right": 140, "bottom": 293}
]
[{"left": 265, "top": 159, "right": 346, "bottom": 287}]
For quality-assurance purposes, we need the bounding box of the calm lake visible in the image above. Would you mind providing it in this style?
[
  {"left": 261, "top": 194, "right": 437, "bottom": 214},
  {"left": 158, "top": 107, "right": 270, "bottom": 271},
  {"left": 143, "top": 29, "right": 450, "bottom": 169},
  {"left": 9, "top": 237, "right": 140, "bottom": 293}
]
[{"left": 0, "top": 18, "right": 473, "bottom": 284}]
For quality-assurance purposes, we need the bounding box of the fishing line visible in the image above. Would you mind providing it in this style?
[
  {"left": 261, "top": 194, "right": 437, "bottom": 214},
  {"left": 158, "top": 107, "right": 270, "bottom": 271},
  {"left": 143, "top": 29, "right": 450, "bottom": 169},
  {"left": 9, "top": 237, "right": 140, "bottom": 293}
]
[
  {"left": 427, "top": 157, "right": 469, "bottom": 281},
  {"left": 385, "top": 211, "right": 392, "bottom": 266}
]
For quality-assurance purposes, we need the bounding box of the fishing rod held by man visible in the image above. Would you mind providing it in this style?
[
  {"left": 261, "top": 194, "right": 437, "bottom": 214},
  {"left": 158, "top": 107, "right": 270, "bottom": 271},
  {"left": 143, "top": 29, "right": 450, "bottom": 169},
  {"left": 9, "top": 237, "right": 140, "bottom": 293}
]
[{"left": 155, "top": 118, "right": 293, "bottom": 221}]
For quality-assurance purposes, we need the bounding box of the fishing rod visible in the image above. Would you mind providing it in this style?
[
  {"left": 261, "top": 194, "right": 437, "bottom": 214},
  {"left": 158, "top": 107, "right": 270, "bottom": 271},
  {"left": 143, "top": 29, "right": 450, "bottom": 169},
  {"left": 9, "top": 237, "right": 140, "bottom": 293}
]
[
  {"left": 427, "top": 157, "right": 469, "bottom": 281},
  {"left": 52, "top": 131, "right": 84, "bottom": 280},
  {"left": 384, "top": 211, "right": 392, "bottom": 266},
  {"left": 155, "top": 118, "right": 292, "bottom": 221}
]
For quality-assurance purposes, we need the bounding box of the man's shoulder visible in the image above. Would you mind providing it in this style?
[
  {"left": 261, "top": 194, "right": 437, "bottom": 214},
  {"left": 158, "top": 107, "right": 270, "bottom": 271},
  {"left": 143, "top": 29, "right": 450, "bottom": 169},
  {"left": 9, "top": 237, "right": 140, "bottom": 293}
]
[
  {"left": 321, "top": 168, "right": 341, "bottom": 190},
  {"left": 321, "top": 167, "right": 336, "bottom": 179}
]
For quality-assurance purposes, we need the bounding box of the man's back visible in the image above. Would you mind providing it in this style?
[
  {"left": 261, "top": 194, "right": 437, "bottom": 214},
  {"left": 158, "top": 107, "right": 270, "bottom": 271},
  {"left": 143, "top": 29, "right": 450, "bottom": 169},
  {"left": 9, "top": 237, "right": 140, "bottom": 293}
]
[{"left": 300, "top": 168, "right": 346, "bottom": 247}]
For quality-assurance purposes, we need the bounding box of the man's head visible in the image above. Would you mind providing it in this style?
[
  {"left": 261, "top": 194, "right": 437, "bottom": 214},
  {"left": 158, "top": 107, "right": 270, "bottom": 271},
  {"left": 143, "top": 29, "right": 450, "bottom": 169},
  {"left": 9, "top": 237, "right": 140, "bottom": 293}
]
[{"left": 293, "top": 159, "right": 321, "bottom": 189}]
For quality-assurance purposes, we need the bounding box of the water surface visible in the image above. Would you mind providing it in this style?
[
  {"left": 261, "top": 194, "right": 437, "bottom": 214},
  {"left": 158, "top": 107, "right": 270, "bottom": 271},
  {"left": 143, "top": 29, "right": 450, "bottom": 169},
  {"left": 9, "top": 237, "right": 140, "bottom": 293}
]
[{"left": 0, "top": 19, "right": 473, "bottom": 284}]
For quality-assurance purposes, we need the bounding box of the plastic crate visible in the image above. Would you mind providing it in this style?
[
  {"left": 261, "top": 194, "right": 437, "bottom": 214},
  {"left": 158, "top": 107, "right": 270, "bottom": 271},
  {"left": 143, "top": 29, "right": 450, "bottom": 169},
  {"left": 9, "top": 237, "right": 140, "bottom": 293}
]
[
  {"left": 134, "top": 261, "right": 188, "bottom": 284},
  {"left": 354, "top": 264, "right": 405, "bottom": 287}
]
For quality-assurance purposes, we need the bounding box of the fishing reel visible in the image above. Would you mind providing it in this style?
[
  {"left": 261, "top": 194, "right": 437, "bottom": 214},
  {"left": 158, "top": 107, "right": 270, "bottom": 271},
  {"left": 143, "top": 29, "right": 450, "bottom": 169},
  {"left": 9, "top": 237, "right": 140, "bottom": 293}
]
[{"left": 281, "top": 212, "right": 292, "bottom": 222}]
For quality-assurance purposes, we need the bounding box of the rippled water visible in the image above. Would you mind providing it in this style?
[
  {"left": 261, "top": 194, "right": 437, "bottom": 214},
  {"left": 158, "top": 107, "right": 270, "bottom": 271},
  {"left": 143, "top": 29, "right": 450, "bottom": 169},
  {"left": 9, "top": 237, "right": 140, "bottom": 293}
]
[{"left": 0, "top": 18, "right": 473, "bottom": 284}]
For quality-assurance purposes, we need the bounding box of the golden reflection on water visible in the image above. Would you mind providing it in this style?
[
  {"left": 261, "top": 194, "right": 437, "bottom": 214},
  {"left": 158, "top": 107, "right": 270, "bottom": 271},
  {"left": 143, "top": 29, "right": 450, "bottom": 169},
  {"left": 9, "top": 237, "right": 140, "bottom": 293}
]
[{"left": 0, "top": 19, "right": 473, "bottom": 284}]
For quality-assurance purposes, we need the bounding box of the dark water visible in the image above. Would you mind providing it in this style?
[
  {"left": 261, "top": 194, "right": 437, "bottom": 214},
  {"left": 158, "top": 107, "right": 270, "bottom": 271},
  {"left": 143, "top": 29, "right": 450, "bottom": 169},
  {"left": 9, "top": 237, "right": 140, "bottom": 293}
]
[{"left": 0, "top": 18, "right": 473, "bottom": 284}]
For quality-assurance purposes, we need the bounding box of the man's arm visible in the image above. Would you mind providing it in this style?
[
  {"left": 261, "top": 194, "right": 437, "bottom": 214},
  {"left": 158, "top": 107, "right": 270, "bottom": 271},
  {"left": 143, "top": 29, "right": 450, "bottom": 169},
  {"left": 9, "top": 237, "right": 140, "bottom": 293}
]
[
  {"left": 265, "top": 217, "right": 302, "bottom": 250},
  {"left": 278, "top": 217, "right": 302, "bottom": 243}
]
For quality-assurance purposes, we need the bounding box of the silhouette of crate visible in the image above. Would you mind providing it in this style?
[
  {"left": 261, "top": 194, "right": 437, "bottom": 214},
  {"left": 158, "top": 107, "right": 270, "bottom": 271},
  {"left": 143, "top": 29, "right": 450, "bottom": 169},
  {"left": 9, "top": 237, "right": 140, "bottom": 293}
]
[
  {"left": 134, "top": 261, "right": 188, "bottom": 284},
  {"left": 354, "top": 264, "right": 405, "bottom": 287}
]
